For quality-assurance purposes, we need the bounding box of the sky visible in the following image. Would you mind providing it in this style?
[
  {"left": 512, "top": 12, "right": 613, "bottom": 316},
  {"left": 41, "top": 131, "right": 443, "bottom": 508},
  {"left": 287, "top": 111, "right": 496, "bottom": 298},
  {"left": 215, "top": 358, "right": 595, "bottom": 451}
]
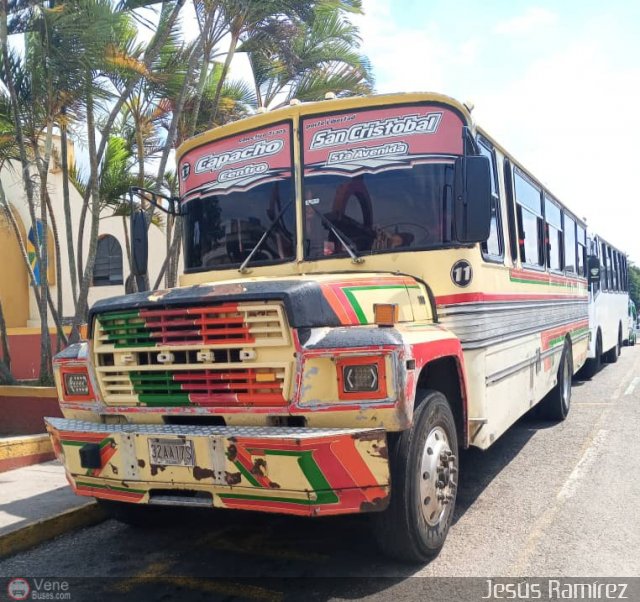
[{"left": 348, "top": 0, "right": 640, "bottom": 262}]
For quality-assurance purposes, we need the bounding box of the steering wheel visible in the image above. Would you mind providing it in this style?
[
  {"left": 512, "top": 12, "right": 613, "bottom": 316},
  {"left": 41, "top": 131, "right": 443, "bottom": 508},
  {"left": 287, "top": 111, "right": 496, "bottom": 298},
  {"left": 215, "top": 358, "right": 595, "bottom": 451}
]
[
  {"left": 378, "top": 221, "right": 437, "bottom": 246},
  {"left": 328, "top": 180, "right": 376, "bottom": 250}
]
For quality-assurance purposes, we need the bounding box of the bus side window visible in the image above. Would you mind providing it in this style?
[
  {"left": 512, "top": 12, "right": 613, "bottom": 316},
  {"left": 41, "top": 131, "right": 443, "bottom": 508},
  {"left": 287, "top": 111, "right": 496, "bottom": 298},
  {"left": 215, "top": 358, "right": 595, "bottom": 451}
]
[
  {"left": 589, "top": 237, "right": 600, "bottom": 293},
  {"left": 602, "top": 243, "right": 610, "bottom": 291},
  {"left": 544, "top": 195, "right": 563, "bottom": 271},
  {"left": 564, "top": 214, "right": 576, "bottom": 273},
  {"left": 608, "top": 247, "right": 614, "bottom": 289},
  {"left": 478, "top": 137, "right": 503, "bottom": 261},
  {"left": 503, "top": 158, "right": 518, "bottom": 263},
  {"left": 577, "top": 225, "right": 586, "bottom": 276},
  {"left": 513, "top": 168, "right": 543, "bottom": 267}
]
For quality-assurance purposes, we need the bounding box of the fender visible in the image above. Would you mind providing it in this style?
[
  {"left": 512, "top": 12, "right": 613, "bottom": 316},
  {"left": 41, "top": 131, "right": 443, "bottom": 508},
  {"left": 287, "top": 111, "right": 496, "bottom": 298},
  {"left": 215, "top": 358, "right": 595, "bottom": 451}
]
[{"left": 406, "top": 337, "right": 468, "bottom": 446}]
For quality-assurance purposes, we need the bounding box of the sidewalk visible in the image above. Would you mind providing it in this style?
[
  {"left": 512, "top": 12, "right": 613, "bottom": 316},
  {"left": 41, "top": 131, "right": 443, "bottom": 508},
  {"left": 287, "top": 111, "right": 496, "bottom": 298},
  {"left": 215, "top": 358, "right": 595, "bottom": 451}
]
[{"left": 0, "top": 461, "right": 105, "bottom": 558}]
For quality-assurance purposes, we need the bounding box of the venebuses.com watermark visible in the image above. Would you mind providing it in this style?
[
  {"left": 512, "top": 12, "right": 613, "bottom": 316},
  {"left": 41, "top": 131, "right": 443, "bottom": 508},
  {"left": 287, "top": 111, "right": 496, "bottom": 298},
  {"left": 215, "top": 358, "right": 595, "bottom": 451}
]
[{"left": 7, "top": 578, "right": 71, "bottom": 601}]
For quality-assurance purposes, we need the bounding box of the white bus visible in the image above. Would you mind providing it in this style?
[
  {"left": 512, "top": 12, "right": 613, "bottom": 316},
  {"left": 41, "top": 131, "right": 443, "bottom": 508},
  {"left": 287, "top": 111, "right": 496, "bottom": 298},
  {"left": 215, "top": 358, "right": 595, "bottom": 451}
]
[{"left": 584, "top": 234, "right": 629, "bottom": 375}]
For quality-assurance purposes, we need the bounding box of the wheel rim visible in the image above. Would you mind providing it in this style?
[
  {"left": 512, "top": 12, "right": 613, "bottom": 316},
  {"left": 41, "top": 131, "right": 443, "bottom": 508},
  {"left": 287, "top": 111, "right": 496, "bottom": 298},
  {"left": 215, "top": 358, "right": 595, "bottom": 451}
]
[
  {"left": 419, "top": 426, "right": 457, "bottom": 527},
  {"left": 562, "top": 353, "right": 571, "bottom": 411}
]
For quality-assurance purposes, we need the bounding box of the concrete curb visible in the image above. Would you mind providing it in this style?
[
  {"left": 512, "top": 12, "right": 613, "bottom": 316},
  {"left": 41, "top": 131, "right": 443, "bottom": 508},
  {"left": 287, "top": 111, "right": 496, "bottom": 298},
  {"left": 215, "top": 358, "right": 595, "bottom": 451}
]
[
  {"left": 0, "top": 434, "right": 54, "bottom": 473},
  {"left": 0, "top": 502, "right": 107, "bottom": 559}
]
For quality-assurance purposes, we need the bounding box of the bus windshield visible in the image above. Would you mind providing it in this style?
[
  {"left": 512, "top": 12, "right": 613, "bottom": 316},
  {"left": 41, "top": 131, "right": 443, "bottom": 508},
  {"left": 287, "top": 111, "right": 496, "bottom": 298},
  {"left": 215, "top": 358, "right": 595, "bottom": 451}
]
[
  {"left": 183, "top": 180, "right": 295, "bottom": 270},
  {"left": 178, "top": 121, "right": 295, "bottom": 271},
  {"left": 303, "top": 162, "right": 454, "bottom": 260}
]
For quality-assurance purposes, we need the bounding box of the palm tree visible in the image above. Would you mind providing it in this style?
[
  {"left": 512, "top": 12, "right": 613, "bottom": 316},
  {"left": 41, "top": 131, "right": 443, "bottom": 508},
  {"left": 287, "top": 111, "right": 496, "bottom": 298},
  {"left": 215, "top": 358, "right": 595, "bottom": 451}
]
[{"left": 242, "top": 2, "right": 373, "bottom": 108}]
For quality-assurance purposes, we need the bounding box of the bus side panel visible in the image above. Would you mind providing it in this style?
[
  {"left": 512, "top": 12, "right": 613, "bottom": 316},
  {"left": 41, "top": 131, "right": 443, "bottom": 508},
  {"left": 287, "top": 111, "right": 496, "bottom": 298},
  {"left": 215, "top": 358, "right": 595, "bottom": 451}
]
[
  {"left": 589, "top": 291, "right": 629, "bottom": 357},
  {"left": 473, "top": 334, "right": 555, "bottom": 449}
]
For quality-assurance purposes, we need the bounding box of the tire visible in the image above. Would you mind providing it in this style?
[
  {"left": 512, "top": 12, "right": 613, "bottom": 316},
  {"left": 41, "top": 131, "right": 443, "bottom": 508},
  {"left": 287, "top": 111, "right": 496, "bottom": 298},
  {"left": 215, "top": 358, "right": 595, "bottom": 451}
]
[
  {"left": 539, "top": 342, "right": 572, "bottom": 421},
  {"left": 372, "top": 390, "right": 458, "bottom": 564},
  {"left": 97, "top": 499, "right": 164, "bottom": 528},
  {"left": 605, "top": 327, "right": 622, "bottom": 364},
  {"left": 582, "top": 331, "right": 602, "bottom": 378}
]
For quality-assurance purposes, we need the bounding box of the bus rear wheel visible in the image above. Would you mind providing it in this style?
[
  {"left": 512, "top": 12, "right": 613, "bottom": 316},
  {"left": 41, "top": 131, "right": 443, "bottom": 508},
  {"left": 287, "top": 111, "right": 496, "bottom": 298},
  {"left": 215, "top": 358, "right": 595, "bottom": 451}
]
[
  {"left": 605, "top": 327, "right": 622, "bottom": 364},
  {"left": 540, "top": 342, "right": 572, "bottom": 421},
  {"left": 582, "top": 331, "right": 602, "bottom": 378},
  {"left": 372, "top": 390, "right": 458, "bottom": 564}
]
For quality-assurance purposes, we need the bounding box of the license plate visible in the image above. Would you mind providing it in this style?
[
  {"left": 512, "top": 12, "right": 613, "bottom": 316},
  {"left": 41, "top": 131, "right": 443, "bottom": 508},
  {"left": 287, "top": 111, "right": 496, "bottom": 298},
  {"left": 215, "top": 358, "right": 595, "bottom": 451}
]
[{"left": 148, "top": 438, "right": 195, "bottom": 467}]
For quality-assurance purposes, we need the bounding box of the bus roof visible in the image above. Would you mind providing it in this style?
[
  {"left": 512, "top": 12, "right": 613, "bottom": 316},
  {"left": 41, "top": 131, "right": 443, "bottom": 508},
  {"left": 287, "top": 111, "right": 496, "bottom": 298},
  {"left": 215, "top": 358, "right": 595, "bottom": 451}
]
[{"left": 176, "top": 91, "right": 472, "bottom": 159}]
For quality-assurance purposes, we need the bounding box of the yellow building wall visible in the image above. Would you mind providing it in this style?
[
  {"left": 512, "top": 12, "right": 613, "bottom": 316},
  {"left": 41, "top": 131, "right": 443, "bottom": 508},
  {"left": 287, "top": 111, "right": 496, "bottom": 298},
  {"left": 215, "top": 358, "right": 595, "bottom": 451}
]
[{"left": 0, "top": 204, "right": 29, "bottom": 328}]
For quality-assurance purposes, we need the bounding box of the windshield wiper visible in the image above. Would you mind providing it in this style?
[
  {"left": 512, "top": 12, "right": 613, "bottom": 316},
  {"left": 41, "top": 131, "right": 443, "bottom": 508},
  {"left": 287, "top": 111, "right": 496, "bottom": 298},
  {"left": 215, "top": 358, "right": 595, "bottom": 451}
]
[
  {"left": 307, "top": 204, "right": 364, "bottom": 264},
  {"left": 238, "top": 199, "right": 294, "bottom": 274}
]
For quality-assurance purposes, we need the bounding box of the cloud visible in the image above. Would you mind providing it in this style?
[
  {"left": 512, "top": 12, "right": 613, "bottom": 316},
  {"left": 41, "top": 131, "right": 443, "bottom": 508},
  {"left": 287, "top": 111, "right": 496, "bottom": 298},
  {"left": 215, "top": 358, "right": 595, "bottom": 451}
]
[
  {"left": 353, "top": 2, "right": 480, "bottom": 96},
  {"left": 493, "top": 7, "right": 558, "bottom": 36},
  {"left": 355, "top": 2, "right": 640, "bottom": 260},
  {"left": 473, "top": 28, "right": 640, "bottom": 260}
]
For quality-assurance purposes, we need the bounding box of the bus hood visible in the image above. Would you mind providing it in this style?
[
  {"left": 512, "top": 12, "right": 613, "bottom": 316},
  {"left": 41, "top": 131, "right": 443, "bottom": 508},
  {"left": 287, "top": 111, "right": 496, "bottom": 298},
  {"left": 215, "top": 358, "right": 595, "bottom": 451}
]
[{"left": 88, "top": 272, "right": 429, "bottom": 330}]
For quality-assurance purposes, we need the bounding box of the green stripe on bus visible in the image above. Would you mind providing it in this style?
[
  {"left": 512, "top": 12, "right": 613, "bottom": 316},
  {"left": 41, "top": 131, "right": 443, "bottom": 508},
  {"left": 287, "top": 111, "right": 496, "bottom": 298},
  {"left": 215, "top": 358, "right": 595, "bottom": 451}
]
[
  {"left": 99, "top": 310, "right": 142, "bottom": 321},
  {"left": 264, "top": 449, "right": 339, "bottom": 504},
  {"left": 138, "top": 395, "right": 191, "bottom": 405},
  {"left": 342, "top": 285, "right": 414, "bottom": 324},
  {"left": 75, "top": 481, "right": 146, "bottom": 494}
]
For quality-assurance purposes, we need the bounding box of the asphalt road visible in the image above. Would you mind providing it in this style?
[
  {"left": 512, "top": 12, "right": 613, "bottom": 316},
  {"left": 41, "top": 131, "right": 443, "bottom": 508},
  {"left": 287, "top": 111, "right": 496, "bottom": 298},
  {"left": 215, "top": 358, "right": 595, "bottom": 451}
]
[{"left": 2, "top": 345, "right": 640, "bottom": 601}]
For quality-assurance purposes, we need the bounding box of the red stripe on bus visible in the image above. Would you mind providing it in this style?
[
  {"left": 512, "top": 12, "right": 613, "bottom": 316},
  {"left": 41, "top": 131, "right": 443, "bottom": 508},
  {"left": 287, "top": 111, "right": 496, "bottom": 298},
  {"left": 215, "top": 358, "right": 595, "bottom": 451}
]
[{"left": 436, "top": 292, "right": 588, "bottom": 305}]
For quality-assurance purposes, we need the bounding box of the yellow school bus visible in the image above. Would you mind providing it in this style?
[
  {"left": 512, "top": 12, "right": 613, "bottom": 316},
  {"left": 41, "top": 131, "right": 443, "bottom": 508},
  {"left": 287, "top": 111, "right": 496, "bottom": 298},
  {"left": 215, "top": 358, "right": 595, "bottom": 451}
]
[{"left": 46, "top": 92, "right": 591, "bottom": 563}]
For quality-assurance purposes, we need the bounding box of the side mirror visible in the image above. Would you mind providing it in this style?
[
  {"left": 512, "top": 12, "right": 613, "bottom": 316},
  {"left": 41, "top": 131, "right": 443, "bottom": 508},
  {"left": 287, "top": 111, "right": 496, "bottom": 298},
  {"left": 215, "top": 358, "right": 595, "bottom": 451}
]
[
  {"left": 454, "top": 155, "right": 492, "bottom": 243},
  {"left": 130, "top": 209, "right": 148, "bottom": 278},
  {"left": 587, "top": 255, "right": 600, "bottom": 284}
]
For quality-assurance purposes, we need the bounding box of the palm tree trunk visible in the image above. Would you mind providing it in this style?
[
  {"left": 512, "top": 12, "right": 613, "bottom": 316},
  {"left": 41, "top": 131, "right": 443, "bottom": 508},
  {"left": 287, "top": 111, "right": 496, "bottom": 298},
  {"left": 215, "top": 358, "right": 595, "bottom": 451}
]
[
  {"left": 34, "top": 125, "right": 54, "bottom": 382},
  {"left": 70, "top": 79, "right": 101, "bottom": 343},
  {"left": 189, "top": 42, "right": 213, "bottom": 136},
  {"left": 210, "top": 27, "right": 241, "bottom": 124},
  {"left": 60, "top": 118, "right": 78, "bottom": 309},
  {"left": 136, "top": 121, "right": 145, "bottom": 187},
  {"left": 0, "top": 299, "right": 14, "bottom": 384},
  {"left": 45, "top": 191, "right": 67, "bottom": 350},
  {"left": 168, "top": 225, "right": 182, "bottom": 287}
]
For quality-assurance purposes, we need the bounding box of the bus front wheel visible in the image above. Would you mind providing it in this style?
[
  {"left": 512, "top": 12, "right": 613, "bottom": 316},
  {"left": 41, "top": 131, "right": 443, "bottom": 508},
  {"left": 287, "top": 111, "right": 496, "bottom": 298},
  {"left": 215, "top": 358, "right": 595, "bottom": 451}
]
[{"left": 372, "top": 390, "right": 458, "bottom": 564}]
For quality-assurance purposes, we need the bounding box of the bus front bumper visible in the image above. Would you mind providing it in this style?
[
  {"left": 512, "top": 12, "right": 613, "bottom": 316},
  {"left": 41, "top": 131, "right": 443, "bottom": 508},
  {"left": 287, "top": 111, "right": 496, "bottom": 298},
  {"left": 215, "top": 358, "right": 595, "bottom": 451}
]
[{"left": 45, "top": 417, "right": 390, "bottom": 517}]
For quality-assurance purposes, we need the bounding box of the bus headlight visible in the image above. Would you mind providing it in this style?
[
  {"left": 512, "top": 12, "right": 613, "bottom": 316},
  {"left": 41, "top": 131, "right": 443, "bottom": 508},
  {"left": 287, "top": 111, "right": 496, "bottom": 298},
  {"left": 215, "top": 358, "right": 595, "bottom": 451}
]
[
  {"left": 343, "top": 364, "right": 378, "bottom": 392},
  {"left": 337, "top": 356, "right": 387, "bottom": 400},
  {"left": 63, "top": 372, "right": 90, "bottom": 397}
]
